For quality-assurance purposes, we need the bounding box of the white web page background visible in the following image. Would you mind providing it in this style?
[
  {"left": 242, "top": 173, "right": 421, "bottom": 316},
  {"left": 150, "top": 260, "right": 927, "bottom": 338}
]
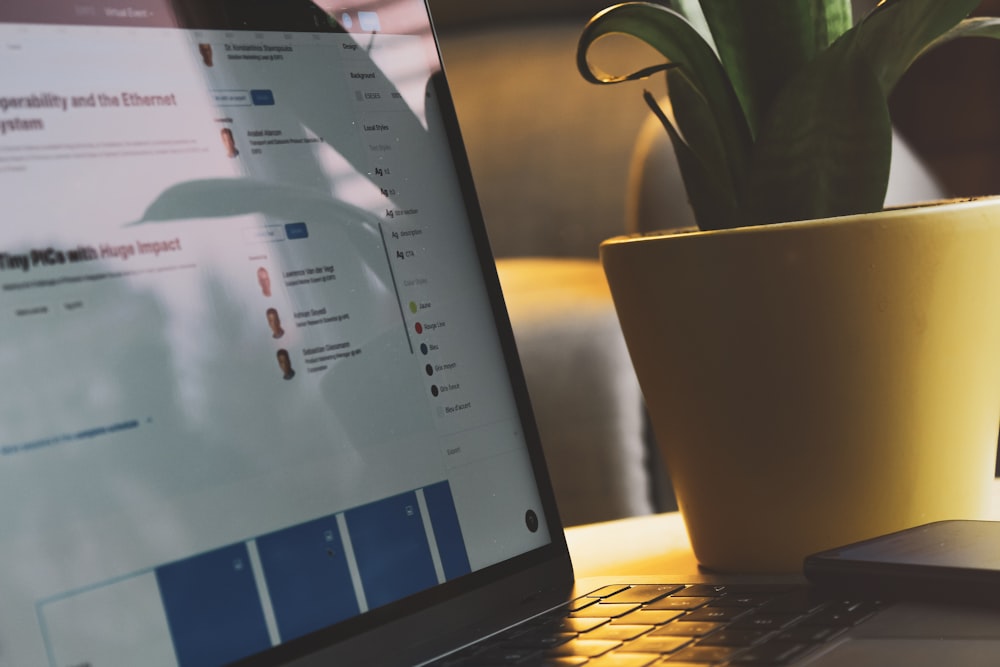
[{"left": 0, "top": 20, "right": 546, "bottom": 667}]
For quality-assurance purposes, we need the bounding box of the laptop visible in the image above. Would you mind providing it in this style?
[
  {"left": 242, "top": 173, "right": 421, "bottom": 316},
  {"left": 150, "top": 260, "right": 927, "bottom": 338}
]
[{"left": 2, "top": 1, "right": 1000, "bottom": 665}]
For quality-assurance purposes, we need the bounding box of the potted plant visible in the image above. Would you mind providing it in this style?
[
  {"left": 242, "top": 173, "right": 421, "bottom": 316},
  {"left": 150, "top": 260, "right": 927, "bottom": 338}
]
[{"left": 577, "top": 0, "right": 1000, "bottom": 572}]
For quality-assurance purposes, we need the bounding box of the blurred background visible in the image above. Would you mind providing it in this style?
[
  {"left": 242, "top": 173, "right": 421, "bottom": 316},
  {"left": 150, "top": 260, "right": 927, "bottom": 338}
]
[{"left": 426, "top": 0, "right": 1000, "bottom": 523}]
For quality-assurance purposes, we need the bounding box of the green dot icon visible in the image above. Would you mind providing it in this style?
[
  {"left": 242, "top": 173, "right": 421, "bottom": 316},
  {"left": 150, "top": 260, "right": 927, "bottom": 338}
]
[{"left": 409, "top": 301, "right": 418, "bottom": 314}]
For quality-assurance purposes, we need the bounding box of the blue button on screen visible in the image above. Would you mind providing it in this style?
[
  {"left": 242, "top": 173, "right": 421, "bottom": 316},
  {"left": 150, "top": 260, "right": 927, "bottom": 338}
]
[
  {"left": 251, "top": 89, "right": 275, "bottom": 105},
  {"left": 285, "top": 223, "right": 309, "bottom": 239}
]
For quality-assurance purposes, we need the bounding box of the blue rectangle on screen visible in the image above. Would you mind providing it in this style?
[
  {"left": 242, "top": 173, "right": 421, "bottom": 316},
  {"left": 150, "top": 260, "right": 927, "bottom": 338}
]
[
  {"left": 155, "top": 543, "right": 270, "bottom": 667},
  {"left": 256, "top": 515, "right": 359, "bottom": 642},
  {"left": 423, "top": 481, "right": 471, "bottom": 580},
  {"left": 345, "top": 491, "right": 438, "bottom": 609},
  {"left": 285, "top": 222, "right": 309, "bottom": 239},
  {"left": 250, "top": 89, "right": 275, "bottom": 105}
]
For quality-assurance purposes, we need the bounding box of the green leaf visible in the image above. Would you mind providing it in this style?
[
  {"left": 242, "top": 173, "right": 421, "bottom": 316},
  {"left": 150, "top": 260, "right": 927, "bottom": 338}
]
[
  {"left": 644, "top": 91, "right": 738, "bottom": 230},
  {"left": 577, "top": 2, "right": 751, "bottom": 209},
  {"left": 577, "top": 3, "right": 724, "bottom": 89},
  {"left": 698, "top": 0, "right": 852, "bottom": 136},
  {"left": 921, "top": 17, "right": 1000, "bottom": 56},
  {"left": 851, "top": 0, "right": 980, "bottom": 95},
  {"left": 666, "top": 0, "right": 716, "bottom": 53},
  {"left": 666, "top": 67, "right": 738, "bottom": 205},
  {"left": 744, "top": 38, "right": 891, "bottom": 226}
]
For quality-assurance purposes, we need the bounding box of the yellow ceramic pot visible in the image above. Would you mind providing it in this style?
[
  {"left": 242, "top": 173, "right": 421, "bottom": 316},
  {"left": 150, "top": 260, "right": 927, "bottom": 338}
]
[{"left": 601, "top": 198, "right": 1000, "bottom": 572}]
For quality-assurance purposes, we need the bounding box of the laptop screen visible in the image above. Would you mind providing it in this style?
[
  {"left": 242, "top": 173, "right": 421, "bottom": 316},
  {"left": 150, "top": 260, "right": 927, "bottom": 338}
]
[{"left": 0, "top": 1, "right": 557, "bottom": 664}]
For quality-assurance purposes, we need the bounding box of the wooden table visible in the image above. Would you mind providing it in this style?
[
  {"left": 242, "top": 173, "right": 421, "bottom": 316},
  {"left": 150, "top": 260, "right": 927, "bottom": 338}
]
[{"left": 565, "top": 479, "right": 1000, "bottom": 578}]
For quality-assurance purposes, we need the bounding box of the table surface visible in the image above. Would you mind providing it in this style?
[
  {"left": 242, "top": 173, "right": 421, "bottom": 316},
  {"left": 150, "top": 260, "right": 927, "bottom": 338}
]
[{"left": 564, "top": 478, "right": 1000, "bottom": 579}]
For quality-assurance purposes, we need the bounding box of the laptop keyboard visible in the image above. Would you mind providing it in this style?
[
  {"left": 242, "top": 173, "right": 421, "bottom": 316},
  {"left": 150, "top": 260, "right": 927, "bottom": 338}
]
[{"left": 430, "top": 583, "right": 882, "bottom": 666}]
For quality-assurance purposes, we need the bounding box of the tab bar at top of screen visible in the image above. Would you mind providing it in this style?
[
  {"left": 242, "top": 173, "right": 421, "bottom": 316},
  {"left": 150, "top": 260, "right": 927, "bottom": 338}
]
[{"left": 0, "top": 1, "right": 423, "bottom": 35}]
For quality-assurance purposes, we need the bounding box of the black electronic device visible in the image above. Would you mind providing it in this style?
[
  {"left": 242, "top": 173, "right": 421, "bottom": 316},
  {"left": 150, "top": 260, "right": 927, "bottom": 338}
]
[{"left": 804, "top": 520, "right": 1000, "bottom": 605}]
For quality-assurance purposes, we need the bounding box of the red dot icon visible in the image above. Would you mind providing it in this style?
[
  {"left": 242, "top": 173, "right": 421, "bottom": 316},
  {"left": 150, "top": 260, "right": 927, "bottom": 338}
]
[{"left": 415, "top": 322, "right": 423, "bottom": 334}]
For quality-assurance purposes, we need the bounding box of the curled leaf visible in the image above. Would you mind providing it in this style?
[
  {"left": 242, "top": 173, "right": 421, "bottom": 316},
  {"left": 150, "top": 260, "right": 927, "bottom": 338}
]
[{"left": 577, "top": 2, "right": 751, "bottom": 222}]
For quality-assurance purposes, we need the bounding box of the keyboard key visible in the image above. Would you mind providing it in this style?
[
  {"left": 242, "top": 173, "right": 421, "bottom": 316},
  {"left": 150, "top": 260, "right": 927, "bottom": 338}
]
[
  {"left": 572, "top": 603, "right": 641, "bottom": 618},
  {"left": 567, "top": 597, "right": 600, "bottom": 612},
  {"left": 696, "top": 628, "right": 773, "bottom": 647},
  {"left": 559, "top": 617, "right": 609, "bottom": 633},
  {"left": 667, "top": 645, "right": 743, "bottom": 663},
  {"left": 672, "top": 585, "right": 731, "bottom": 597},
  {"left": 723, "top": 584, "right": 798, "bottom": 595},
  {"left": 651, "top": 621, "right": 724, "bottom": 638},
  {"left": 587, "top": 625, "right": 653, "bottom": 642},
  {"left": 645, "top": 596, "right": 712, "bottom": 611},
  {"left": 708, "top": 593, "right": 774, "bottom": 608},
  {"left": 611, "top": 609, "right": 685, "bottom": 626},
  {"left": 773, "top": 624, "right": 845, "bottom": 644},
  {"left": 674, "top": 584, "right": 793, "bottom": 598},
  {"left": 623, "top": 635, "right": 693, "bottom": 654},
  {"left": 586, "top": 653, "right": 661, "bottom": 667},
  {"left": 547, "top": 638, "right": 622, "bottom": 658},
  {"left": 730, "top": 612, "right": 800, "bottom": 631},
  {"left": 759, "top": 589, "right": 829, "bottom": 614},
  {"left": 802, "top": 600, "right": 879, "bottom": 627},
  {"left": 681, "top": 606, "right": 749, "bottom": 623},
  {"left": 586, "top": 585, "right": 633, "bottom": 599},
  {"left": 604, "top": 585, "right": 685, "bottom": 604}
]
